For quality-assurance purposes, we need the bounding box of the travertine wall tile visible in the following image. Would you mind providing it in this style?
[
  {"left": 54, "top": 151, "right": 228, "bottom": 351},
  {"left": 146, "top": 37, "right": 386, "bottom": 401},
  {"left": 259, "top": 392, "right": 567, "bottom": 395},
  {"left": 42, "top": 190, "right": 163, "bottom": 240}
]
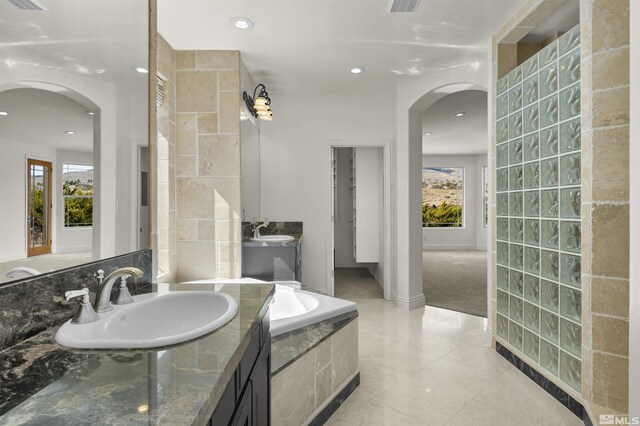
[
  {"left": 176, "top": 71, "right": 218, "bottom": 112},
  {"left": 196, "top": 51, "right": 239, "bottom": 70},
  {"left": 198, "top": 134, "right": 240, "bottom": 177},
  {"left": 592, "top": 87, "right": 630, "bottom": 128},
  {"left": 592, "top": 315, "right": 629, "bottom": 356},
  {"left": 219, "top": 70, "right": 240, "bottom": 90},
  {"left": 332, "top": 320, "right": 359, "bottom": 392},
  {"left": 198, "top": 113, "right": 218, "bottom": 134},
  {"left": 592, "top": 0, "right": 630, "bottom": 53},
  {"left": 177, "top": 220, "right": 197, "bottom": 241},
  {"left": 592, "top": 48, "right": 630, "bottom": 90},
  {"left": 175, "top": 241, "right": 216, "bottom": 281},
  {"left": 175, "top": 51, "right": 195, "bottom": 70},
  {"left": 592, "top": 352, "right": 629, "bottom": 413},
  {"left": 198, "top": 220, "right": 215, "bottom": 241},
  {"left": 218, "top": 91, "right": 240, "bottom": 134},
  {"left": 592, "top": 126, "right": 629, "bottom": 201},
  {"left": 176, "top": 156, "right": 196, "bottom": 177},
  {"left": 591, "top": 277, "right": 630, "bottom": 317},
  {"left": 591, "top": 204, "right": 629, "bottom": 278},
  {"left": 176, "top": 113, "right": 197, "bottom": 155}
]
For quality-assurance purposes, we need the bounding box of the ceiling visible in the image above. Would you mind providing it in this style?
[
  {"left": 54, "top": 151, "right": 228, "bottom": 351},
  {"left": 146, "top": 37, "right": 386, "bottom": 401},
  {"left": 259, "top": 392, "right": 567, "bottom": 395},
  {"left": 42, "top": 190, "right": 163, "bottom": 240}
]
[
  {"left": 0, "top": 88, "right": 93, "bottom": 152},
  {"left": 422, "top": 90, "right": 487, "bottom": 155},
  {"left": 158, "top": 0, "right": 528, "bottom": 94},
  {"left": 521, "top": 0, "right": 579, "bottom": 43}
]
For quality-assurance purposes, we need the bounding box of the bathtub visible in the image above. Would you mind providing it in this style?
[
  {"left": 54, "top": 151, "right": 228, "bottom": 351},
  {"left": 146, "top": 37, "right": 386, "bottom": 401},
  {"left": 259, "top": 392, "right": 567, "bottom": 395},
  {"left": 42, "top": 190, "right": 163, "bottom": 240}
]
[{"left": 181, "top": 278, "right": 357, "bottom": 337}]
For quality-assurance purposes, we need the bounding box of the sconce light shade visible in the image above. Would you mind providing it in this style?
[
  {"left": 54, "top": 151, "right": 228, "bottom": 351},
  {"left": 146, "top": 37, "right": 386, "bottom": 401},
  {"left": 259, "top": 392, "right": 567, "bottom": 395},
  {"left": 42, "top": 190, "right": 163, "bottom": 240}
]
[{"left": 243, "top": 84, "right": 274, "bottom": 121}]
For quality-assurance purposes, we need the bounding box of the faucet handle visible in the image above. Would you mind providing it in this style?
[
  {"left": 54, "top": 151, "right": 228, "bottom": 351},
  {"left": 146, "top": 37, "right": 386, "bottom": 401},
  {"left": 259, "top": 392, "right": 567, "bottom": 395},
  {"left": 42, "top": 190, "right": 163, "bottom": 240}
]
[
  {"left": 65, "top": 288, "right": 100, "bottom": 324},
  {"left": 65, "top": 287, "right": 89, "bottom": 301},
  {"left": 113, "top": 275, "right": 135, "bottom": 305}
]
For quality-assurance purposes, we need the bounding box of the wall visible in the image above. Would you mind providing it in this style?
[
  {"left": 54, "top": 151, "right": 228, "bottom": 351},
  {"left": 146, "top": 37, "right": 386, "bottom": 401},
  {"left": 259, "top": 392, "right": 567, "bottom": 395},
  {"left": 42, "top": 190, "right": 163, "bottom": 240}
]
[
  {"left": 334, "top": 148, "right": 359, "bottom": 268},
  {"left": 240, "top": 59, "right": 261, "bottom": 222},
  {"left": 259, "top": 91, "right": 395, "bottom": 292},
  {"left": 422, "top": 154, "right": 487, "bottom": 250},
  {"left": 173, "top": 50, "right": 242, "bottom": 281}
]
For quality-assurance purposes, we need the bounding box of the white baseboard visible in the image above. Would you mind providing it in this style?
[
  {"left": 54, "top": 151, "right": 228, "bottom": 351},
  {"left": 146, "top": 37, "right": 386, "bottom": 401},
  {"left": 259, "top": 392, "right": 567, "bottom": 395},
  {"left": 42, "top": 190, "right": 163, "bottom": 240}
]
[
  {"left": 392, "top": 290, "right": 425, "bottom": 310},
  {"left": 55, "top": 246, "right": 92, "bottom": 254},
  {"left": 0, "top": 252, "right": 26, "bottom": 263},
  {"left": 422, "top": 244, "right": 477, "bottom": 250}
]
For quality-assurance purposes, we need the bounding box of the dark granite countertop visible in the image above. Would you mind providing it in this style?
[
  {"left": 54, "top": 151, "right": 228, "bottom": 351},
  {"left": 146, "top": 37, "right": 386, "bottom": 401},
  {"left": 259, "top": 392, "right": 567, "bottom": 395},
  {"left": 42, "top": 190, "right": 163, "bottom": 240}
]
[
  {"left": 0, "top": 283, "right": 274, "bottom": 426},
  {"left": 242, "top": 233, "right": 303, "bottom": 247}
]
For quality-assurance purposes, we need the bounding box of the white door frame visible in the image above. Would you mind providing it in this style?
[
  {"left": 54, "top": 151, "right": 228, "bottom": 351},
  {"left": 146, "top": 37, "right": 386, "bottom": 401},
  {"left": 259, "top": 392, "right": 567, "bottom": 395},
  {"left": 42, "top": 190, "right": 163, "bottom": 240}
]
[{"left": 326, "top": 139, "right": 392, "bottom": 300}]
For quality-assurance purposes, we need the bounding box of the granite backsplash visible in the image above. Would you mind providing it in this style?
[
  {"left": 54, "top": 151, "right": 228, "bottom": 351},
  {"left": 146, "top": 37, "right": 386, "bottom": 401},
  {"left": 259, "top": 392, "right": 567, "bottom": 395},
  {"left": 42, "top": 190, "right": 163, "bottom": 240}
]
[
  {"left": 0, "top": 249, "right": 152, "bottom": 352},
  {"left": 241, "top": 221, "right": 303, "bottom": 239}
]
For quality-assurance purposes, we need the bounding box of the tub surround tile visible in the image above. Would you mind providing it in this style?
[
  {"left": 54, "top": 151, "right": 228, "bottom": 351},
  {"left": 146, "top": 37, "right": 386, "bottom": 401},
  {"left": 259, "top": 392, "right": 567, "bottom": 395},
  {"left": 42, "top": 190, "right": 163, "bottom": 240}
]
[
  {"left": 309, "top": 374, "right": 360, "bottom": 426},
  {"left": 272, "top": 345, "right": 317, "bottom": 426}
]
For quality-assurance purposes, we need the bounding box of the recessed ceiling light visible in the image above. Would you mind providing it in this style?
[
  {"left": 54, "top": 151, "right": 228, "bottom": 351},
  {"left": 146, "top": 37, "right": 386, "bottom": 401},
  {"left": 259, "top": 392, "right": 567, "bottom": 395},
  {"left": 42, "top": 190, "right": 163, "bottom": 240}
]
[
  {"left": 230, "top": 17, "right": 254, "bottom": 30},
  {"left": 133, "top": 66, "right": 148, "bottom": 74},
  {"left": 65, "top": 131, "right": 75, "bottom": 135},
  {"left": 455, "top": 112, "right": 466, "bottom": 117},
  {"left": 424, "top": 132, "right": 432, "bottom": 136},
  {"left": 0, "top": 111, "right": 7, "bottom": 116},
  {"left": 86, "top": 111, "right": 95, "bottom": 116},
  {"left": 350, "top": 67, "right": 366, "bottom": 74}
]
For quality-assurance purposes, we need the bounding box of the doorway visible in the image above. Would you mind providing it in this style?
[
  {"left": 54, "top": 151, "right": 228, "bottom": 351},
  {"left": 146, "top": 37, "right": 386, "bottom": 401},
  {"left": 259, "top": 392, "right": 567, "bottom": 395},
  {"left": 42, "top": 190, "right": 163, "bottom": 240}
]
[{"left": 27, "top": 158, "right": 52, "bottom": 257}]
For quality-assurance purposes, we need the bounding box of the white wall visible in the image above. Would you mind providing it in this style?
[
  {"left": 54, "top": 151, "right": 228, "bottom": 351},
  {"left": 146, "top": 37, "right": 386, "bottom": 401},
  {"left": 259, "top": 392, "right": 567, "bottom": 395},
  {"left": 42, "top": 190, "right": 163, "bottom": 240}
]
[
  {"left": 260, "top": 90, "right": 394, "bottom": 292},
  {"left": 334, "top": 148, "right": 359, "bottom": 268},
  {"left": 422, "top": 154, "right": 487, "bottom": 251}
]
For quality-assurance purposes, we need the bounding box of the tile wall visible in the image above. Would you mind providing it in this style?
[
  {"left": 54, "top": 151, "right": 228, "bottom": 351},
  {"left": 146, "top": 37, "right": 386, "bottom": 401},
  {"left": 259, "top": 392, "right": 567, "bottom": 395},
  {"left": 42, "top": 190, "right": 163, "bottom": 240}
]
[{"left": 495, "top": 25, "right": 583, "bottom": 393}]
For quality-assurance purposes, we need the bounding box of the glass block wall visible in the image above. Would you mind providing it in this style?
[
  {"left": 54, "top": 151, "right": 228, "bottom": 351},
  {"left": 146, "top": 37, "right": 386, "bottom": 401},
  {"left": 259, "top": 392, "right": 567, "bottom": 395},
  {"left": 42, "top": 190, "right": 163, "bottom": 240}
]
[{"left": 495, "top": 25, "right": 582, "bottom": 392}]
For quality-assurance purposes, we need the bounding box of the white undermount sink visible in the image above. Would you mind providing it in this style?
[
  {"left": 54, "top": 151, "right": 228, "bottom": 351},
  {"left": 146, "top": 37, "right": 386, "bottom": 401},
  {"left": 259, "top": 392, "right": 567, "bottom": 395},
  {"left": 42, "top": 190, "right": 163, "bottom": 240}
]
[
  {"left": 250, "top": 235, "right": 294, "bottom": 242},
  {"left": 55, "top": 291, "right": 238, "bottom": 349}
]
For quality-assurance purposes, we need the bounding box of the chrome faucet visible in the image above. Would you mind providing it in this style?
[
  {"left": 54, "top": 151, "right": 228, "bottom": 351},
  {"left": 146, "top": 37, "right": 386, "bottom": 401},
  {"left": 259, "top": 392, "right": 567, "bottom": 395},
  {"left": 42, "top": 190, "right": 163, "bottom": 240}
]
[
  {"left": 5, "top": 267, "right": 40, "bottom": 278},
  {"left": 254, "top": 223, "right": 268, "bottom": 239},
  {"left": 94, "top": 267, "right": 144, "bottom": 313}
]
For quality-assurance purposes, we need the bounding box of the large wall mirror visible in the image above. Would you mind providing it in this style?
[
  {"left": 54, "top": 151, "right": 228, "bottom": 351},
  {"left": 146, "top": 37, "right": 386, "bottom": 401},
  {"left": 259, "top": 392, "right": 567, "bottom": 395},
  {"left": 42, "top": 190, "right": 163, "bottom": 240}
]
[{"left": 0, "top": 0, "right": 149, "bottom": 284}]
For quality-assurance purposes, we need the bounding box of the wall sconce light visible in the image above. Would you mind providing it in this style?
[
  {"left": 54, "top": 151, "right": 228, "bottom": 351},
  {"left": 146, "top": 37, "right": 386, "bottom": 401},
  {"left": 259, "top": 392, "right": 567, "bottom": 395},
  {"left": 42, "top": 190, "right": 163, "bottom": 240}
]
[{"left": 243, "top": 84, "right": 273, "bottom": 121}]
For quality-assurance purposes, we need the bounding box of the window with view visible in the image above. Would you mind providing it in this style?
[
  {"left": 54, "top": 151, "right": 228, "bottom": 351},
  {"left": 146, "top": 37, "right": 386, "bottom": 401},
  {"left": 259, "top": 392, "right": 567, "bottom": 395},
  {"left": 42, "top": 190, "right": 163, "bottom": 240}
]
[
  {"left": 63, "top": 163, "right": 93, "bottom": 228},
  {"left": 422, "top": 167, "right": 464, "bottom": 227}
]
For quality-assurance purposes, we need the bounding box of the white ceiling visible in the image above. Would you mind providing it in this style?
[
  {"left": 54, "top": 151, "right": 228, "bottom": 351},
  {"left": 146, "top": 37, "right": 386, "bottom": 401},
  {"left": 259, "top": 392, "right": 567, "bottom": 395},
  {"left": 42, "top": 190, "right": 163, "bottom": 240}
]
[
  {"left": 0, "top": 88, "right": 93, "bottom": 152},
  {"left": 158, "top": 0, "right": 528, "bottom": 94},
  {"left": 422, "top": 89, "right": 487, "bottom": 155}
]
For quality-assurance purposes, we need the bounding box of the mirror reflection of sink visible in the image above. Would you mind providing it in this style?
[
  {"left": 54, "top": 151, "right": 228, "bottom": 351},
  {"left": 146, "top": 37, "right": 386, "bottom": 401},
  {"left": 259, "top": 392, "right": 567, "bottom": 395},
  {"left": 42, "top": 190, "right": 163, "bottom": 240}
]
[
  {"left": 251, "top": 235, "right": 295, "bottom": 242},
  {"left": 55, "top": 291, "right": 238, "bottom": 349}
]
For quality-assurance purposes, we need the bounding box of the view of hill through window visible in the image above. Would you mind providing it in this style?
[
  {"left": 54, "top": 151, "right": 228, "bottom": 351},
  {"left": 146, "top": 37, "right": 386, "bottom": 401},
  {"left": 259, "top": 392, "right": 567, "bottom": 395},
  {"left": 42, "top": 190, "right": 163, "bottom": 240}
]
[
  {"left": 63, "top": 164, "right": 93, "bottom": 228},
  {"left": 422, "top": 167, "right": 464, "bottom": 227}
]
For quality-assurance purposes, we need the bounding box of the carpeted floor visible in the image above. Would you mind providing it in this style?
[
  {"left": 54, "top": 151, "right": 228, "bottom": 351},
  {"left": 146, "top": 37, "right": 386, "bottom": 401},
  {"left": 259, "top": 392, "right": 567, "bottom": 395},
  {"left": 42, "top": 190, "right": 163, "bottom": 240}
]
[{"left": 423, "top": 250, "right": 488, "bottom": 318}]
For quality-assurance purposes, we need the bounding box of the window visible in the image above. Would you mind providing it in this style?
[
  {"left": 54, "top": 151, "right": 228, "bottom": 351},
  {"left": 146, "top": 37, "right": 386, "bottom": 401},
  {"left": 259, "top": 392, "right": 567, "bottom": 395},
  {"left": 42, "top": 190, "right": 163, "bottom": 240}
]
[
  {"left": 62, "top": 163, "right": 93, "bottom": 228},
  {"left": 482, "top": 166, "right": 489, "bottom": 228},
  {"left": 422, "top": 167, "right": 464, "bottom": 227}
]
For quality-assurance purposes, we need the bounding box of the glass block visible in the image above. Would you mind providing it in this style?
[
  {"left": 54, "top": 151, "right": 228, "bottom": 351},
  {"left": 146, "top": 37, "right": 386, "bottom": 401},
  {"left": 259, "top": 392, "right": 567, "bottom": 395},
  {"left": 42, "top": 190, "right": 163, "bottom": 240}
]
[
  {"left": 497, "top": 168, "right": 509, "bottom": 192},
  {"left": 559, "top": 25, "right": 580, "bottom": 56},
  {"left": 497, "top": 142, "right": 509, "bottom": 167},
  {"left": 540, "top": 309, "right": 559, "bottom": 342},
  {"left": 497, "top": 217, "right": 509, "bottom": 241},
  {"left": 524, "top": 133, "right": 540, "bottom": 161},
  {"left": 509, "top": 85, "right": 523, "bottom": 113},
  {"left": 540, "top": 40, "right": 558, "bottom": 67},
  {"left": 497, "top": 241, "right": 509, "bottom": 266},
  {"left": 524, "top": 191, "right": 540, "bottom": 217},
  {"left": 560, "top": 117, "right": 581, "bottom": 153},
  {"left": 560, "top": 221, "right": 581, "bottom": 253},
  {"left": 541, "top": 190, "right": 559, "bottom": 218},
  {"left": 560, "top": 286, "right": 582, "bottom": 323},
  {"left": 540, "top": 63, "right": 558, "bottom": 99},
  {"left": 523, "top": 54, "right": 538, "bottom": 79},
  {"left": 541, "top": 250, "right": 560, "bottom": 281},
  {"left": 525, "top": 246, "right": 540, "bottom": 274},
  {"left": 509, "top": 111, "right": 523, "bottom": 139},
  {"left": 523, "top": 329, "right": 540, "bottom": 362},
  {"left": 524, "top": 302, "right": 540, "bottom": 333},
  {"left": 559, "top": 85, "right": 580, "bottom": 121},
  {"left": 497, "top": 313, "right": 509, "bottom": 340},
  {"left": 523, "top": 104, "right": 539, "bottom": 134},
  {"left": 509, "top": 67, "right": 523, "bottom": 87},
  {"left": 559, "top": 351, "right": 582, "bottom": 392},
  {"left": 497, "top": 266, "right": 510, "bottom": 290},
  {"left": 523, "top": 74, "right": 539, "bottom": 106},
  {"left": 540, "top": 95, "right": 559, "bottom": 129},
  {"left": 509, "top": 138, "right": 523, "bottom": 164},
  {"left": 510, "top": 295, "right": 523, "bottom": 323},
  {"left": 540, "top": 126, "right": 559, "bottom": 158},
  {"left": 559, "top": 319, "right": 582, "bottom": 358},
  {"left": 510, "top": 192, "right": 523, "bottom": 216},
  {"left": 509, "top": 165, "right": 523, "bottom": 190},
  {"left": 510, "top": 218, "right": 523, "bottom": 243},
  {"left": 524, "top": 274, "right": 540, "bottom": 304},
  {"left": 540, "top": 339, "right": 559, "bottom": 376},
  {"left": 541, "top": 220, "right": 560, "bottom": 249},
  {"left": 497, "top": 76, "right": 509, "bottom": 96},
  {"left": 524, "top": 163, "right": 539, "bottom": 189},
  {"left": 560, "top": 188, "right": 581, "bottom": 219},
  {"left": 508, "top": 321, "right": 523, "bottom": 350},
  {"left": 560, "top": 254, "right": 581, "bottom": 288},
  {"left": 510, "top": 270, "right": 524, "bottom": 296},
  {"left": 497, "top": 193, "right": 509, "bottom": 216},
  {"left": 525, "top": 219, "right": 540, "bottom": 245},
  {"left": 497, "top": 119, "right": 509, "bottom": 144},
  {"left": 559, "top": 48, "right": 580, "bottom": 89},
  {"left": 497, "top": 289, "right": 510, "bottom": 315},
  {"left": 560, "top": 153, "right": 581, "bottom": 185},
  {"left": 510, "top": 244, "right": 523, "bottom": 270},
  {"left": 497, "top": 92, "right": 509, "bottom": 120},
  {"left": 540, "top": 158, "right": 559, "bottom": 187}
]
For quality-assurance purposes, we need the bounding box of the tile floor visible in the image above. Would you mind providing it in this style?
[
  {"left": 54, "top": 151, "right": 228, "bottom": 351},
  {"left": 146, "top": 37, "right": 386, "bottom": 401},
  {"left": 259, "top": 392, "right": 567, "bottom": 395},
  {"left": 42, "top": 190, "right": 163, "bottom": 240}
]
[{"left": 326, "top": 271, "right": 583, "bottom": 426}]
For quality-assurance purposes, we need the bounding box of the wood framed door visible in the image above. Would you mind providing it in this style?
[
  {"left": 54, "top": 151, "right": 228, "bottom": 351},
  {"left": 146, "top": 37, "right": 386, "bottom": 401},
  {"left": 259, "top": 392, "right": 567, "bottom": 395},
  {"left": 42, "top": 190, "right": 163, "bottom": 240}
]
[{"left": 27, "top": 158, "right": 52, "bottom": 257}]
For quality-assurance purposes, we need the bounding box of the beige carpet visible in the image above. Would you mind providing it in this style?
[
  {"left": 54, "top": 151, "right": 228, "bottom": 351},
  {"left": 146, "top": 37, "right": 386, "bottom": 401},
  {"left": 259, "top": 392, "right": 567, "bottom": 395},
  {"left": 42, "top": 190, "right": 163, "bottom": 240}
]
[{"left": 423, "top": 250, "right": 487, "bottom": 318}]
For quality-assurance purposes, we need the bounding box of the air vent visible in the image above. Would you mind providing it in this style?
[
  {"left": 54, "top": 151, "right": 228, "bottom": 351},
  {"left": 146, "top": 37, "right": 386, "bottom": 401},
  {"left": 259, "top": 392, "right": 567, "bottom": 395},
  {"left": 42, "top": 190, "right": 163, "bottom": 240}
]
[
  {"left": 387, "top": 0, "right": 421, "bottom": 12},
  {"left": 156, "top": 75, "right": 166, "bottom": 108},
  {"left": 7, "top": 0, "right": 47, "bottom": 10}
]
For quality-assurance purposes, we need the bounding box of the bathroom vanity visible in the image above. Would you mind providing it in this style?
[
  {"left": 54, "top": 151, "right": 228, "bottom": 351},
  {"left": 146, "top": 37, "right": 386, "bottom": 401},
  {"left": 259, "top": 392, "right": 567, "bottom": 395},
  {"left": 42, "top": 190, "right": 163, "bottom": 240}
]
[
  {"left": 0, "top": 283, "right": 274, "bottom": 426},
  {"left": 242, "top": 222, "right": 303, "bottom": 282}
]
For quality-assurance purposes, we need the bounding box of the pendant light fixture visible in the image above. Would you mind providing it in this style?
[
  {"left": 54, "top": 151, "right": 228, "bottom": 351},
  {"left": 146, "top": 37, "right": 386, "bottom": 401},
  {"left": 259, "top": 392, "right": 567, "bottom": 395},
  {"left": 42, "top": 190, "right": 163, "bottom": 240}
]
[{"left": 243, "top": 84, "right": 273, "bottom": 121}]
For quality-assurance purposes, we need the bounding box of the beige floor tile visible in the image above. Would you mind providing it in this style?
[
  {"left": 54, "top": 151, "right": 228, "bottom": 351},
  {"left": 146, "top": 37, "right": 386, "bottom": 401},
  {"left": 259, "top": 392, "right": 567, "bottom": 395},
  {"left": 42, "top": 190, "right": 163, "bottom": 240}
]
[
  {"left": 325, "top": 399, "right": 427, "bottom": 426},
  {"left": 445, "top": 399, "right": 541, "bottom": 426}
]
